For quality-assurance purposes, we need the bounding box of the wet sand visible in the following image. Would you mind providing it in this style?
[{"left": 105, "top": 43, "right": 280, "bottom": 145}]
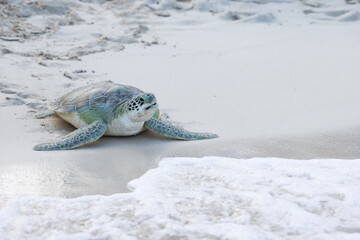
[{"left": 1, "top": 22, "right": 360, "bottom": 207}]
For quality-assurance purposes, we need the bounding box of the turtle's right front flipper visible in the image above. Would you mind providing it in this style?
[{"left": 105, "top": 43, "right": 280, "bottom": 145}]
[
  {"left": 34, "top": 119, "right": 107, "bottom": 151},
  {"left": 145, "top": 118, "right": 218, "bottom": 141}
]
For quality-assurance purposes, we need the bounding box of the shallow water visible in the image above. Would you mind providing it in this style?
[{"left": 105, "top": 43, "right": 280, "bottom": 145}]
[{"left": 1, "top": 110, "right": 359, "bottom": 208}]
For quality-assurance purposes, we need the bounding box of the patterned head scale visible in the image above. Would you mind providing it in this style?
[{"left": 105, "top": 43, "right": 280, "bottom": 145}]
[{"left": 127, "top": 93, "right": 157, "bottom": 112}]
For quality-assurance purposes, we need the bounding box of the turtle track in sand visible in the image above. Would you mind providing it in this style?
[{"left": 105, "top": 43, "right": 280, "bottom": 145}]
[{"left": 0, "top": 81, "right": 46, "bottom": 109}]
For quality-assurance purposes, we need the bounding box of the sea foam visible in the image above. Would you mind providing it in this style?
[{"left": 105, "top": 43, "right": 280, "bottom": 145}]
[{"left": 0, "top": 157, "right": 359, "bottom": 240}]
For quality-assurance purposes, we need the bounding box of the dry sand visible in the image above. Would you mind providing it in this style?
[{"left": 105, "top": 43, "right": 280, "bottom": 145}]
[{"left": 0, "top": 0, "right": 360, "bottom": 207}]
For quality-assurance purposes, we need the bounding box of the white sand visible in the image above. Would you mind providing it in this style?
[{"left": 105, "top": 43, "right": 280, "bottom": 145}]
[{"left": 0, "top": 0, "right": 360, "bottom": 237}]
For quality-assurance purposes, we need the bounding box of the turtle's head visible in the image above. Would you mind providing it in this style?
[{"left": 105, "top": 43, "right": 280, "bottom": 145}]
[{"left": 126, "top": 93, "right": 158, "bottom": 122}]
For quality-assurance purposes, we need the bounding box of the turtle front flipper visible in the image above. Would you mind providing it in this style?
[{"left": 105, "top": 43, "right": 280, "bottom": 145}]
[
  {"left": 34, "top": 119, "right": 107, "bottom": 151},
  {"left": 145, "top": 118, "right": 218, "bottom": 141}
]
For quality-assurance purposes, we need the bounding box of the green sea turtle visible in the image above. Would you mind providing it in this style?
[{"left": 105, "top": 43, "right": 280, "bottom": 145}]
[{"left": 34, "top": 81, "right": 218, "bottom": 151}]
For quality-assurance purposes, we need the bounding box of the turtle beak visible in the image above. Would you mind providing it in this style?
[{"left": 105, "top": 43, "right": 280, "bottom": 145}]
[
  {"left": 144, "top": 93, "right": 157, "bottom": 110},
  {"left": 145, "top": 102, "right": 157, "bottom": 110}
]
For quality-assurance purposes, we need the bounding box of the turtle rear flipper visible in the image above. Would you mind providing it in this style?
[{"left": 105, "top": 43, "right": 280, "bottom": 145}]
[
  {"left": 35, "top": 110, "right": 56, "bottom": 119},
  {"left": 145, "top": 118, "right": 218, "bottom": 141},
  {"left": 34, "top": 119, "right": 107, "bottom": 151}
]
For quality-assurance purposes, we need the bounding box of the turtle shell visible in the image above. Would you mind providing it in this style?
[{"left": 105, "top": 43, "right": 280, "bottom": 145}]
[{"left": 50, "top": 81, "right": 144, "bottom": 113}]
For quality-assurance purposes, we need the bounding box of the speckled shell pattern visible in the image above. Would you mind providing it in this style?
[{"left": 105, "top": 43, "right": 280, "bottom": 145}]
[{"left": 50, "top": 81, "right": 144, "bottom": 114}]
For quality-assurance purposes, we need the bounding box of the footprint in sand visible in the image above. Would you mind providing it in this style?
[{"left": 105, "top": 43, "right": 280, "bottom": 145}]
[
  {"left": 0, "top": 82, "right": 23, "bottom": 106},
  {"left": 304, "top": 9, "right": 360, "bottom": 22},
  {"left": 0, "top": 89, "right": 16, "bottom": 94},
  {"left": 338, "top": 10, "right": 360, "bottom": 22},
  {"left": 0, "top": 82, "right": 20, "bottom": 90},
  {"left": 0, "top": 81, "right": 45, "bottom": 109},
  {"left": 26, "top": 102, "right": 47, "bottom": 110},
  {"left": 1, "top": 97, "right": 26, "bottom": 106},
  {"left": 17, "top": 92, "right": 39, "bottom": 99}
]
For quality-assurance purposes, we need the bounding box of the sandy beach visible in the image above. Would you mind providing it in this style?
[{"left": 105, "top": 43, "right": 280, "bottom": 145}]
[{"left": 0, "top": 0, "right": 360, "bottom": 239}]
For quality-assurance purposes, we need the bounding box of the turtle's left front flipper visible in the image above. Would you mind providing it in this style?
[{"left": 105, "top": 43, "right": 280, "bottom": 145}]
[
  {"left": 35, "top": 109, "right": 56, "bottom": 119},
  {"left": 34, "top": 119, "right": 107, "bottom": 151},
  {"left": 145, "top": 118, "right": 218, "bottom": 141}
]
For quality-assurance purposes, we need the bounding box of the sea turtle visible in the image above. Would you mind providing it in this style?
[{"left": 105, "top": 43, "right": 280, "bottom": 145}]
[{"left": 34, "top": 81, "right": 218, "bottom": 151}]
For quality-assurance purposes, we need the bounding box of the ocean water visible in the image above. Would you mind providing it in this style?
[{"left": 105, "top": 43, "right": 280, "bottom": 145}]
[{"left": 1, "top": 157, "right": 359, "bottom": 239}]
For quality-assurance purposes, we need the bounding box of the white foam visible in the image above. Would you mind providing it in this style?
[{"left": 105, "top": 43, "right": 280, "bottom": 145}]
[{"left": 1, "top": 157, "right": 359, "bottom": 239}]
